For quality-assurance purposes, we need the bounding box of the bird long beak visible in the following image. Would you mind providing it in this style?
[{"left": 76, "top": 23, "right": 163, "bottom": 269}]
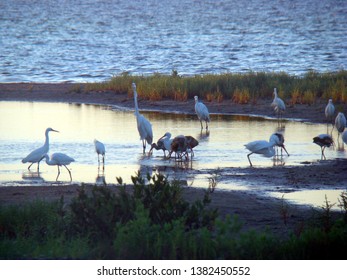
[
  {"left": 52, "top": 129, "right": 59, "bottom": 133},
  {"left": 282, "top": 145, "right": 289, "bottom": 156}
]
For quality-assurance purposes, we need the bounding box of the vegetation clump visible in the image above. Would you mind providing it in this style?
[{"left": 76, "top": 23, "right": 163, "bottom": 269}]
[
  {"left": 1, "top": 174, "right": 347, "bottom": 259},
  {"left": 85, "top": 70, "right": 347, "bottom": 104}
]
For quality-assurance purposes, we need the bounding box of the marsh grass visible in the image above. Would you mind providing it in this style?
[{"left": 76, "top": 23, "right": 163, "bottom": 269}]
[
  {"left": 85, "top": 70, "right": 347, "bottom": 104},
  {"left": 1, "top": 174, "right": 347, "bottom": 259}
]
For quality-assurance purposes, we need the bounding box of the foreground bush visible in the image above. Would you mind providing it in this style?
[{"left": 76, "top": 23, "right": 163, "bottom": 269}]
[{"left": 1, "top": 174, "right": 347, "bottom": 259}]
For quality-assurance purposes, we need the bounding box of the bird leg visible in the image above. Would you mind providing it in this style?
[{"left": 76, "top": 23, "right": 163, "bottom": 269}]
[
  {"left": 28, "top": 162, "right": 34, "bottom": 171},
  {"left": 247, "top": 153, "right": 253, "bottom": 167},
  {"left": 56, "top": 166, "right": 61, "bottom": 181},
  {"left": 63, "top": 165, "right": 72, "bottom": 181},
  {"left": 321, "top": 147, "right": 326, "bottom": 160},
  {"left": 142, "top": 140, "right": 146, "bottom": 154}
]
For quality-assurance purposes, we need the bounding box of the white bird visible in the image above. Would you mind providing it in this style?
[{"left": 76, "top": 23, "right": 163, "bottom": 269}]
[
  {"left": 194, "top": 96, "right": 210, "bottom": 130},
  {"left": 269, "top": 133, "right": 289, "bottom": 156},
  {"left": 244, "top": 139, "right": 276, "bottom": 167},
  {"left": 22, "top": 127, "right": 59, "bottom": 172},
  {"left": 94, "top": 139, "right": 105, "bottom": 165},
  {"left": 334, "top": 112, "right": 346, "bottom": 139},
  {"left": 45, "top": 153, "right": 75, "bottom": 181},
  {"left": 149, "top": 132, "right": 172, "bottom": 157},
  {"left": 313, "top": 134, "right": 334, "bottom": 160},
  {"left": 132, "top": 82, "right": 153, "bottom": 153},
  {"left": 325, "top": 99, "right": 335, "bottom": 124},
  {"left": 271, "top": 88, "right": 285, "bottom": 119}
]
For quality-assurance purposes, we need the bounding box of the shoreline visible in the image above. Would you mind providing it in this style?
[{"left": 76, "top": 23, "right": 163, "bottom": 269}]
[
  {"left": 1, "top": 82, "right": 346, "bottom": 237},
  {"left": 0, "top": 82, "right": 342, "bottom": 124}
]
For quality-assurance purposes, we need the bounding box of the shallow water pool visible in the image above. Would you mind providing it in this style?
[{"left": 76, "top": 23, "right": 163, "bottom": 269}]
[{"left": 0, "top": 101, "right": 346, "bottom": 208}]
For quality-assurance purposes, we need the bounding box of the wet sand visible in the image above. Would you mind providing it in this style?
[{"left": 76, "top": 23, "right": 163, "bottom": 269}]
[{"left": 1, "top": 82, "right": 346, "bottom": 237}]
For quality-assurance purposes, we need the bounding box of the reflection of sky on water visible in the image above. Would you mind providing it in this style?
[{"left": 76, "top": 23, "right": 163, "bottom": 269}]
[{"left": 0, "top": 101, "right": 346, "bottom": 208}]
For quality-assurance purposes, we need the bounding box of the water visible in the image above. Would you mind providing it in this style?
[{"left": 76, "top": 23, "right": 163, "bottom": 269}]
[
  {"left": 0, "top": 101, "right": 346, "bottom": 209},
  {"left": 1, "top": 0, "right": 346, "bottom": 82}
]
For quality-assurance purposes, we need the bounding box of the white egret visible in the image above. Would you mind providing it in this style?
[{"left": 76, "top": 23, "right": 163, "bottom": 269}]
[
  {"left": 94, "top": 139, "right": 105, "bottom": 165},
  {"left": 271, "top": 88, "right": 285, "bottom": 120},
  {"left": 45, "top": 153, "right": 75, "bottom": 181},
  {"left": 269, "top": 133, "right": 289, "bottom": 156},
  {"left": 132, "top": 82, "right": 153, "bottom": 153},
  {"left": 149, "top": 132, "right": 172, "bottom": 157},
  {"left": 244, "top": 139, "right": 276, "bottom": 167},
  {"left": 194, "top": 96, "right": 210, "bottom": 130},
  {"left": 22, "top": 127, "right": 59, "bottom": 171},
  {"left": 313, "top": 134, "right": 333, "bottom": 160},
  {"left": 335, "top": 112, "right": 346, "bottom": 139},
  {"left": 325, "top": 99, "right": 335, "bottom": 124}
]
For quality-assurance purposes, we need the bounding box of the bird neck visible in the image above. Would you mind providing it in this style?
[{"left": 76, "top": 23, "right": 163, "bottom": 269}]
[
  {"left": 44, "top": 130, "right": 50, "bottom": 151},
  {"left": 134, "top": 91, "right": 140, "bottom": 115}
]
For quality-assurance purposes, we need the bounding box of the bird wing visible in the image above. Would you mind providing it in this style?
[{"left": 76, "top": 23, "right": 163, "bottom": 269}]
[
  {"left": 137, "top": 114, "right": 153, "bottom": 144},
  {"left": 22, "top": 146, "right": 47, "bottom": 163},
  {"left": 195, "top": 102, "right": 210, "bottom": 121},
  {"left": 245, "top": 140, "right": 272, "bottom": 153},
  {"left": 52, "top": 153, "right": 75, "bottom": 165}
]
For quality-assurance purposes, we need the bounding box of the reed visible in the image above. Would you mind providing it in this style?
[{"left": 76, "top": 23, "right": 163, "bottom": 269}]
[{"left": 84, "top": 70, "right": 347, "bottom": 104}]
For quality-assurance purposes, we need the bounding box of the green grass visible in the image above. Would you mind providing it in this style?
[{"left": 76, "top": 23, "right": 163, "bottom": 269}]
[
  {"left": 83, "top": 70, "right": 347, "bottom": 104},
  {"left": 1, "top": 174, "right": 347, "bottom": 259}
]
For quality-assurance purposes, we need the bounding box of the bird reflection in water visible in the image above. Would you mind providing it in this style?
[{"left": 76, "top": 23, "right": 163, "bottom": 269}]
[
  {"left": 22, "top": 170, "right": 44, "bottom": 183},
  {"left": 95, "top": 171, "right": 106, "bottom": 186}
]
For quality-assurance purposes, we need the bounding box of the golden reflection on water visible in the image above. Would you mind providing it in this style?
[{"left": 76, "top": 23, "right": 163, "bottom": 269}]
[{"left": 0, "top": 101, "right": 346, "bottom": 209}]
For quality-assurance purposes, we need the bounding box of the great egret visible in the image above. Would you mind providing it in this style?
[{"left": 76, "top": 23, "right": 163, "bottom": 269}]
[
  {"left": 313, "top": 134, "right": 333, "bottom": 160},
  {"left": 194, "top": 96, "right": 210, "bottom": 130},
  {"left": 132, "top": 83, "right": 153, "bottom": 153},
  {"left": 94, "top": 139, "right": 105, "bottom": 166},
  {"left": 45, "top": 153, "right": 75, "bottom": 181},
  {"left": 22, "top": 127, "right": 59, "bottom": 172},
  {"left": 271, "top": 88, "right": 285, "bottom": 120},
  {"left": 335, "top": 112, "right": 346, "bottom": 139},
  {"left": 269, "top": 133, "right": 289, "bottom": 156},
  {"left": 325, "top": 99, "right": 335, "bottom": 124},
  {"left": 149, "top": 132, "right": 172, "bottom": 157},
  {"left": 244, "top": 139, "right": 276, "bottom": 167}
]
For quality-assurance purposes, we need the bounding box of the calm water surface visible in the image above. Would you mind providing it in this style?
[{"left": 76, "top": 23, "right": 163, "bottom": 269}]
[
  {"left": 1, "top": 0, "right": 346, "bottom": 82},
  {"left": 0, "top": 101, "right": 346, "bottom": 209}
]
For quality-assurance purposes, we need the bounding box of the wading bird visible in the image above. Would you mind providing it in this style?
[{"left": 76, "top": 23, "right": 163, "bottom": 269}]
[
  {"left": 194, "top": 96, "right": 210, "bottom": 130},
  {"left": 94, "top": 139, "right": 105, "bottom": 166},
  {"left": 169, "top": 135, "right": 189, "bottom": 160},
  {"left": 149, "top": 132, "right": 172, "bottom": 157},
  {"left": 313, "top": 134, "right": 334, "bottom": 160},
  {"left": 335, "top": 112, "right": 346, "bottom": 140},
  {"left": 244, "top": 139, "right": 276, "bottom": 167},
  {"left": 185, "top": 135, "right": 199, "bottom": 157},
  {"left": 269, "top": 133, "right": 289, "bottom": 156},
  {"left": 325, "top": 99, "right": 335, "bottom": 125},
  {"left": 133, "top": 83, "right": 153, "bottom": 153},
  {"left": 271, "top": 88, "right": 285, "bottom": 120},
  {"left": 45, "top": 153, "right": 75, "bottom": 181},
  {"left": 22, "top": 127, "right": 59, "bottom": 172}
]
